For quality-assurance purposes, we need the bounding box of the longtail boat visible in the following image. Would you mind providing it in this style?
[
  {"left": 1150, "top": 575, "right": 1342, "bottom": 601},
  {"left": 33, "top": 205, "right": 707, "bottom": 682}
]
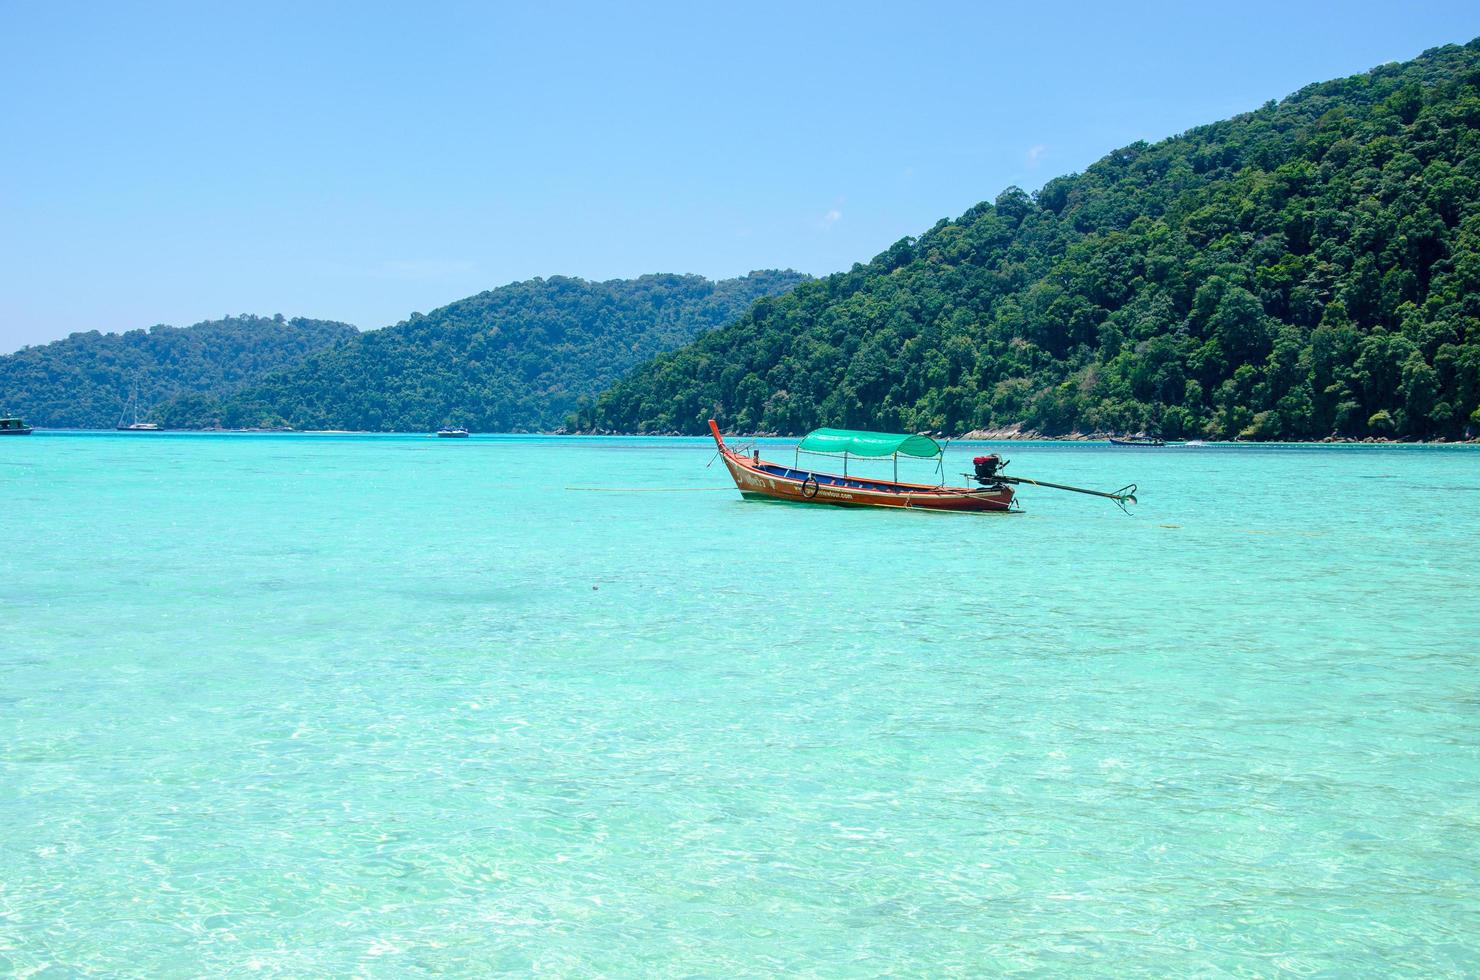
[
  {"left": 709, "top": 420, "right": 1139, "bottom": 514},
  {"left": 708, "top": 420, "right": 1016, "bottom": 513}
]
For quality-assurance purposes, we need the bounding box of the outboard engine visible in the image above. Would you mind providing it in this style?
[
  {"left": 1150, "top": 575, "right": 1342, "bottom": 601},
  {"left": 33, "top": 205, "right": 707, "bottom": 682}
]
[{"left": 973, "top": 454, "right": 1006, "bottom": 484}]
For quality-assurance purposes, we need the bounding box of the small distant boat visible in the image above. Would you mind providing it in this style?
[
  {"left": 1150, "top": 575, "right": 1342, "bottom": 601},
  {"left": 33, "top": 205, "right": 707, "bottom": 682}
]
[
  {"left": 0, "top": 416, "right": 33, "bottom": 435},
  {"left": 116, "top": 392, "right": 161, "bottom": 431},
  {"left": 1108, "top": 435, "right": 1167, "bottom": 447},
  {"left": 436, "top": 427, "right": 470, "bottom": 438}
]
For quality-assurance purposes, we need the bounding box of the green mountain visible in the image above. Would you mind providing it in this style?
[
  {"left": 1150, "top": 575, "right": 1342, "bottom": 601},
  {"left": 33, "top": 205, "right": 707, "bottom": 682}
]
[
  {"left": 578, "top": 41, "right": 1480, "bottom": 441},
  {"left": 0, "top": 315, "right": 358, "bottom": 428},
  {"left": 163, "top": 271, "right": 806, "bottom": 432}
]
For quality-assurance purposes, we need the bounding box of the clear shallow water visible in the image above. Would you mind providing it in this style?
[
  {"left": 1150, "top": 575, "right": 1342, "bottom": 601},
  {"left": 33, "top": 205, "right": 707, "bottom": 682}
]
[{"left": 3, "top": 432, "right": 1479, "bottom": 976}]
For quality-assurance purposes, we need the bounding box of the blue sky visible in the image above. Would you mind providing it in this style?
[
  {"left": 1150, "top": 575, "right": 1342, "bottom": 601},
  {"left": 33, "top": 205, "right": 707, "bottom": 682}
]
[{"left": 2, "top": 1, "right": 1478, "bottom": 350}]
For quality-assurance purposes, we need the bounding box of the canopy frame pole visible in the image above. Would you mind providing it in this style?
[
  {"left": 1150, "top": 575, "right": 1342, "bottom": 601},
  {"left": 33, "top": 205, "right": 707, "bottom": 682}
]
[
  {"left": 893, "top": 452, "right": 897, "bottom": 483},
  {"left": 843, "top": 451, "right": 848, "bottom": 477}
]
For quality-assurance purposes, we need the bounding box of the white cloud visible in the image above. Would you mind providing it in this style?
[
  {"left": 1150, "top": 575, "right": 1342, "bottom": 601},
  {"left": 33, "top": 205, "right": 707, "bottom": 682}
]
[
  {"left": 1026, "top": 144, "right": 1048, "bottom": 167},
  {"left": 812, "top": 199, "right": 846, "bottom": 232}
]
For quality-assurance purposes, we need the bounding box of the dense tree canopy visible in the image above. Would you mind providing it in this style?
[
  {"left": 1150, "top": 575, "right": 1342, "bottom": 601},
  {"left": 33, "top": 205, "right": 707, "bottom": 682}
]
[
  {"left": 161, "top": 272, "right": 805, "bottom": 432},
  {"left": 578, "top": 41, "right": 1480, "bottom": 440},
  {"left": 0, "top": 316, "right": 356, "bottom": 428}
]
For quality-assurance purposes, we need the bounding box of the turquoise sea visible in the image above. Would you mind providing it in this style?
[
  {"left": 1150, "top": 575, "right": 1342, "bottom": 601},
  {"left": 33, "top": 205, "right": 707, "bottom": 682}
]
[{"left": 3, "top": 432, "right": 1479, "bottom": 975}]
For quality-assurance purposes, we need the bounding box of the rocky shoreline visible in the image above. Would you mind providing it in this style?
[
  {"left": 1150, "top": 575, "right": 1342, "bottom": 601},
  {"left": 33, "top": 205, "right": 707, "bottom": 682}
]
[
  {"left": 694, "top": 425, "right": 1480, "bottom": 445},
  {"left": 34, "top": 424, "right": 1480, "bottom": 444}
]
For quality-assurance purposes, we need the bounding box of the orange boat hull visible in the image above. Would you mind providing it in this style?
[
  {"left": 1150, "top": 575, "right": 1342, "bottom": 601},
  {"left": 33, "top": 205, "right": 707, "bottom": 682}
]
[{"left": 709, "top": 421, "right": 1014, "bottom": 514}]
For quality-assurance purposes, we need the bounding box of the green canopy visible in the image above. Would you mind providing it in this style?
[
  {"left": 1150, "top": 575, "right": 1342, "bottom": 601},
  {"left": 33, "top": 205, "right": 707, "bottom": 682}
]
[{"left": 796, "top": 427, "right": 942, "bottom": 458}]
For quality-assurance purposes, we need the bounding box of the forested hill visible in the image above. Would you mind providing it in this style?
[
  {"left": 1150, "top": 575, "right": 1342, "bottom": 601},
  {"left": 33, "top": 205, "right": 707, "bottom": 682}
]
[
  {"left": 578, "top": 41, "right": 1480, "bottom": 440},
  {"left": 161, "top": 271, "right": 806, "bottom": 432},
  {"left": 0, "top": 316, "right": 357, "bottom": 428}
]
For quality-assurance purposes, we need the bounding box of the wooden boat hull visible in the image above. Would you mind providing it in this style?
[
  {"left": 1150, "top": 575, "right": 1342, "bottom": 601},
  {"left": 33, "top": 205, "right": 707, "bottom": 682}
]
[
  {"left": 709, "top": 421, "right": 1013, "bottom": 513},
  {"left": 0, "top": 427, "right": 33, "bottom": 435}
]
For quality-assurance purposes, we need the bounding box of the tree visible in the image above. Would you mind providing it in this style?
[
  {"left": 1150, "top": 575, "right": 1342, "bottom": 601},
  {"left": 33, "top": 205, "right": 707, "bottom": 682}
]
[{"left": 572, "top": 41, "right": 1480, "bottom": 442}]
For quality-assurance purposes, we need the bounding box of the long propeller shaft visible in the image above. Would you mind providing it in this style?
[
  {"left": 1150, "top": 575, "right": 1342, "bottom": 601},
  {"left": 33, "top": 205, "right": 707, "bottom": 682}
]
[{"left": 995, "top": 474, "right": 1138, "bottom": 506}]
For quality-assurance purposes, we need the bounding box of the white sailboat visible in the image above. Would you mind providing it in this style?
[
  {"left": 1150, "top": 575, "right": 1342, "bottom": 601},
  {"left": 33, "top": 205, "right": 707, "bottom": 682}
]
[{"left": 116, "top": 390, "right": 161, "bottom": 431}]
